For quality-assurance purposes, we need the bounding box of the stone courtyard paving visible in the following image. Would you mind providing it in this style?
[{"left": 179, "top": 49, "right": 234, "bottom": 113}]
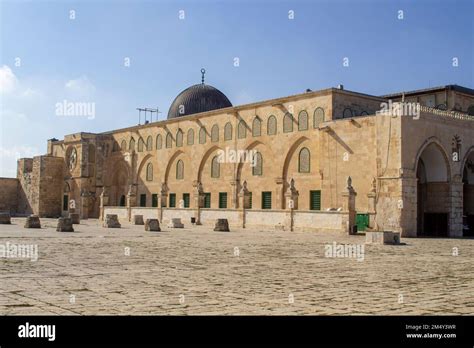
[{"left": 0, "top": 218, "right": 473, "bottom": 315}]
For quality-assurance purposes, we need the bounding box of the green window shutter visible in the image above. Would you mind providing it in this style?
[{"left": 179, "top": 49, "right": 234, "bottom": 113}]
[
  {"left": 219, "top": 192, "right": 227, "bottom": 209},
  {"left": 248, "top": 192, "right": 252, "bottom": 209},
  {"left": 183, "top": 193, "right": 190, "bottom": 208},
  {"left": 152, "top": 194, "right": 158, "bottom": 207},
  {"left": 262, "top": 191, "right": 272, "bottom": 209},
  {"left": 310, "top": 190, "right": 321, "bottom": 211},
  {"left": 169, "top": 193, "right": 176, "bottom": 208},
  {"left": 204, "top": 193, "right": 211, "bottom": 208},
  {"left": 63, "top": 195, "right": 69, "bottom": 211},
  {"left": 356, "top": 213, "right": 369, "bottom": 232},
  {"left": 140, "top": 194, "right": 147, "bottom": 207}
]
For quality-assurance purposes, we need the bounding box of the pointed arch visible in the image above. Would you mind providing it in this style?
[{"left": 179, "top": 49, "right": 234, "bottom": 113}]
[
  {"left": 137, "top": 137, "right": 145, "bottom": 152},
  {"left": 197, "top": 145, "right": 222, "bottom": 182},
  {"left": 146, "top": 136, "right": 153, "bottom": 151},
  {"left": 282, "top": 136, "right": 310, "bottom": 179},
  {"left": 252, "top": 117, "right": 261, "bottom": 137},
  {"left": 211, "top": 155, "right": 220, "bottom": 178},
  {"left": 187, "top": 128, "right": 194, "bottom": 145},
  {"left": 166, "top": 132, "right": 172, "bottom": 148},
  {"left": 224, "top": 122, "right": 233, "bottom": 141},
  {"left": 298, "top": 110, "right": 308, "bottom": 131},
  {"left": 283, "top": 113, "right": 294, "bottom": 133},
  {"left": 156, "top": 134, "right": 162, "bottom": 149},
  {"left": 146, "top": 163, "right": 153, "bottom": 181},
  {"left": 298, "top": 147, "right": 310, "bottom": 173},
  {"left": 176, "top": 129, "right": 183, "bottom": 147},
  {"left": 129, "top": 137, "right": 135, "bottom": 151},
  {"left": 267, "top": 115, "right": 277, "bottom": 135},
  {"left": 211, "top": 124, "right": 219, "bottom": 142}
]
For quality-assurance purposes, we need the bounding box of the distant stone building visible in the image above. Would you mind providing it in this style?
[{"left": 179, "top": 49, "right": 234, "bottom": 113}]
[{"left": 1, "top": 78, "right": 473, "bottom": 237}]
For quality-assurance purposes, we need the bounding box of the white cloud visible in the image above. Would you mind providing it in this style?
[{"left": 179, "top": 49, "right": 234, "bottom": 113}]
[
  {"left": 0, "top": 65, "right": 19, "bottom": 94},
  {"left": 0, "top": 145, "right": 40, "bottom": 160},
  {"left": 65, "top": 75, "right": 96, "bottom": 96}
]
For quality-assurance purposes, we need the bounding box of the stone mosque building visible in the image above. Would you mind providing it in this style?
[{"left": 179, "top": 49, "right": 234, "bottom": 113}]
[{"left": 1, "top": 72, "right": 473, "bottom": 238}]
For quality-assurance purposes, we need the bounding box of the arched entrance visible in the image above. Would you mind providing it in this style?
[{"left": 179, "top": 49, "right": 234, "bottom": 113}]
[
  {"left": 416, "top": 143, "right": 450, "bottom": 237},
  {"left": 462, "top": 150, "right": 474, "bottom": 236},
  {"left": 111, "top": 163, "right": 129, "bottom": 206}
]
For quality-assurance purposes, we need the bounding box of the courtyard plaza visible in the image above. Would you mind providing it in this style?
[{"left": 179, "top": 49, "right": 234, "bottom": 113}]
[{"left": 0, "top": 217, "right": 472, "bottom": 315}]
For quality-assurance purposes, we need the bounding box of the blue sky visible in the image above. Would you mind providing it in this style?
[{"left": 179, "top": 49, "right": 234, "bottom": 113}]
[{"left": 0, "top": 0, "right": 473, "bottom": 177}]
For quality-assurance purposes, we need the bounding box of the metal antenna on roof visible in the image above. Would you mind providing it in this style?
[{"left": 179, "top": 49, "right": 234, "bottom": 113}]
[{"left": 201, "top": 68, "right": 206, "bottom": 84}]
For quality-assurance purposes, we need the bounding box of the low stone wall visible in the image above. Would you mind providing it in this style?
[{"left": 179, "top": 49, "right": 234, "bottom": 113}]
[
  {"left": 103, "top": 207, "right": 128, "bottom": 220},
  {"left": 131, "top": 207, "right": 159, "bottom": 221},
  {"left": 103, "top": 206, "right": 348, "bottom": 232},
  {"left": 162, "top": 208, "right": 195, "bottom": 224},
  {"left": 293, "top": 211, "right": 344, "bottom": 231},
  {"left": 201, "top": 209, "right": 240, "bottom": 226},
  {"left": 245, "top": 210, "right": 287, "bottom": 227}
]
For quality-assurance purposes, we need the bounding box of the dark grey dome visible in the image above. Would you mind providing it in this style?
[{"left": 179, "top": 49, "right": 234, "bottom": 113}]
[{"left": 167, "top": 83, "right": 232, "bottom": 119}]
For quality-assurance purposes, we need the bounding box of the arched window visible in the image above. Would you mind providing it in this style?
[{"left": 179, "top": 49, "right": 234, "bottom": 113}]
[
  {"left": 298, "top": 147, "right": 310, "bottom": 173},
  {"left": 176, "top": 160, "right": 184, "bottom": 180},
  {"left": 360, "top": 111, "right": 369, "bottom": 116},
  {"left": 224, "top": 122, "right": 233, "bottom": 141},
  {"left": 187, "top": 129, "right": 194, "bottom": 145},
  {"left": 252, "top": 152, "right": 263, "bottom": 176},
  {"left": 267, "top": 115, "right": 277, "bottom": 135},
  {"left": 166, "top": 132, "right": 172, "bottom": 148},
  {"left": 120, "top": 140, "right": 127, "bottom": 151},
  {"left": 146, "top": 136, "right": 153, "bottom": 151},
  {"left": 129, "top": 138, "right": 135, "bottom": 151},
  {"left": 146, "top": 163, "right": 153, "bottom": 181},
  {"left": 211, "top": 124, "right": 219, "bottom": 142},
  {"left": 298, "top": 111, "right": 308, "bottom": 131},
  {"left": 343, "top": 108, "right": 353, "bottom": 118},
  {"left": 176, "top": 129, "right": 183, "bottom": 147},
  {"left": 211, "top": 156, "right": 220, "bottom": 178},
  {"left": 156, "top": 134, "right": 162, "bottom": 149},
  {"left": 238, "top": 120, "right": 247, "bottom": 139},
  {"left": 138, "top": 137, "right": 144, "bottom": 152},
  {"left": 252, "top": 117, "right": 261, "bottom": 137},
  {"left": 313, "top": 108, "right": 325, "bottom": 128},
  {"left": 112, "top": 141, "right": 119, "bottom": 152},
  {"left": 283, "top": 113, "right": 293, "bottom": 133},
  {"left": 199, "top": 127, "right": 206, "bottom": 144}
]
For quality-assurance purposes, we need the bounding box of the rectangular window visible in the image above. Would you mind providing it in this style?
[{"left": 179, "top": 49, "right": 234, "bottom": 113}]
[
  {"left": 248, "top": 192, "right": 252, "bottom": 209},
  {"left": 262, "top": 191, "right": 272, "bottom": 209},
  {"left": 183, "top": 193, "right": 190, "bottom": 208},
  {"left": 219, "top": 192, "right": 227, "bottom": 209},
  {"left": 169, "top": 193, "right": 176, "bottom": 208},
  {"left": 204, "top": 192, "right": 211, "bottom": 208},
  {"left": 152, "top": 194, "right": 158, "bottom": 208},
  {"left": 63, "top": 195, "right": 69, "bottom": 211},
  {"left": 310, "top": 190, "right": 321, "bottom": 211},
  {"left": 140, "top": 194, "right": 146, "bottom": 207}
]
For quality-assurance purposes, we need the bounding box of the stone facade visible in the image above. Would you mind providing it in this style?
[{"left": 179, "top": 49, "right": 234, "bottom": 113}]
[
  {"left": 0, "top": 178, "right": 18, "bottom": 214},
  {"left": 4, "top": 84, "right": 474, "bottom": 237}
]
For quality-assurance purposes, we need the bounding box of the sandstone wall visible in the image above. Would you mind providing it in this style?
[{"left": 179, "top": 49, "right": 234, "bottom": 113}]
[{"left": 0, "top": 178, "right": 19, "bottom": 214}]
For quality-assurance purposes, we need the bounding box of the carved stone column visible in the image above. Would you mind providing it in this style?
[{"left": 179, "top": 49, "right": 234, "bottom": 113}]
[
  {"left": 284, "top": 178, "right": 299, "bottom": 232},
  {"left": 238, "top": 180, "right": 251, "bottom": 228},
  {"left": 99, "top": 187, "right": 109, "bottom": 221},
  {"left": 341, "top": 176, "right": 357, "bottom": 235},
  {"left": 449, "top": 174, "right": 464, "bottom": 238},
  {"left": 126, "top": 184, "right": 137, "bottom": 222},
  {"left": 158, "top": 182, "right": 168, "bottom": 223},
  {"left": 194, "top": 181, "right": 204, "bottom": 225},
  {"left": 80, "top": 189, "right": 90, "bottom": 220},
  {"left": 367, "top": 177, "right": 377, "bottom": 229}
]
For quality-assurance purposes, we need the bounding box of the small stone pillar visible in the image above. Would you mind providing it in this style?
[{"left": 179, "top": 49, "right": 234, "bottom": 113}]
[
  {"left": 126, "top": 184, "right": 137, "bottom": 222},
  {"left": 230, "top": 180, "right": 238, "bottom": 208},
  {"left": 194, "top": 181, "right": 204, "bottom": 225},
  {"left": 80, "top": 189, "right": 90, "bottom": 220},
  {"left": 284, "top": 178, "right": 299, "bottom": 231},
  {"left": 367, "top": 177, "right": 377, "bottom": 230},
  {"left": 238, "top": 180, "right": 251, "bottom": 228},
  {"left": 341, "top": 176, "right": 357, "bottom": 235},
  {"left": 158, "top": 182, "right": 168, "bottom": 223},
  {"left": 449, "top": 174, "right": 464, "bottom": 237},
  {"left": 99, "top": 187, "right": 109, "bottom": 221}
]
